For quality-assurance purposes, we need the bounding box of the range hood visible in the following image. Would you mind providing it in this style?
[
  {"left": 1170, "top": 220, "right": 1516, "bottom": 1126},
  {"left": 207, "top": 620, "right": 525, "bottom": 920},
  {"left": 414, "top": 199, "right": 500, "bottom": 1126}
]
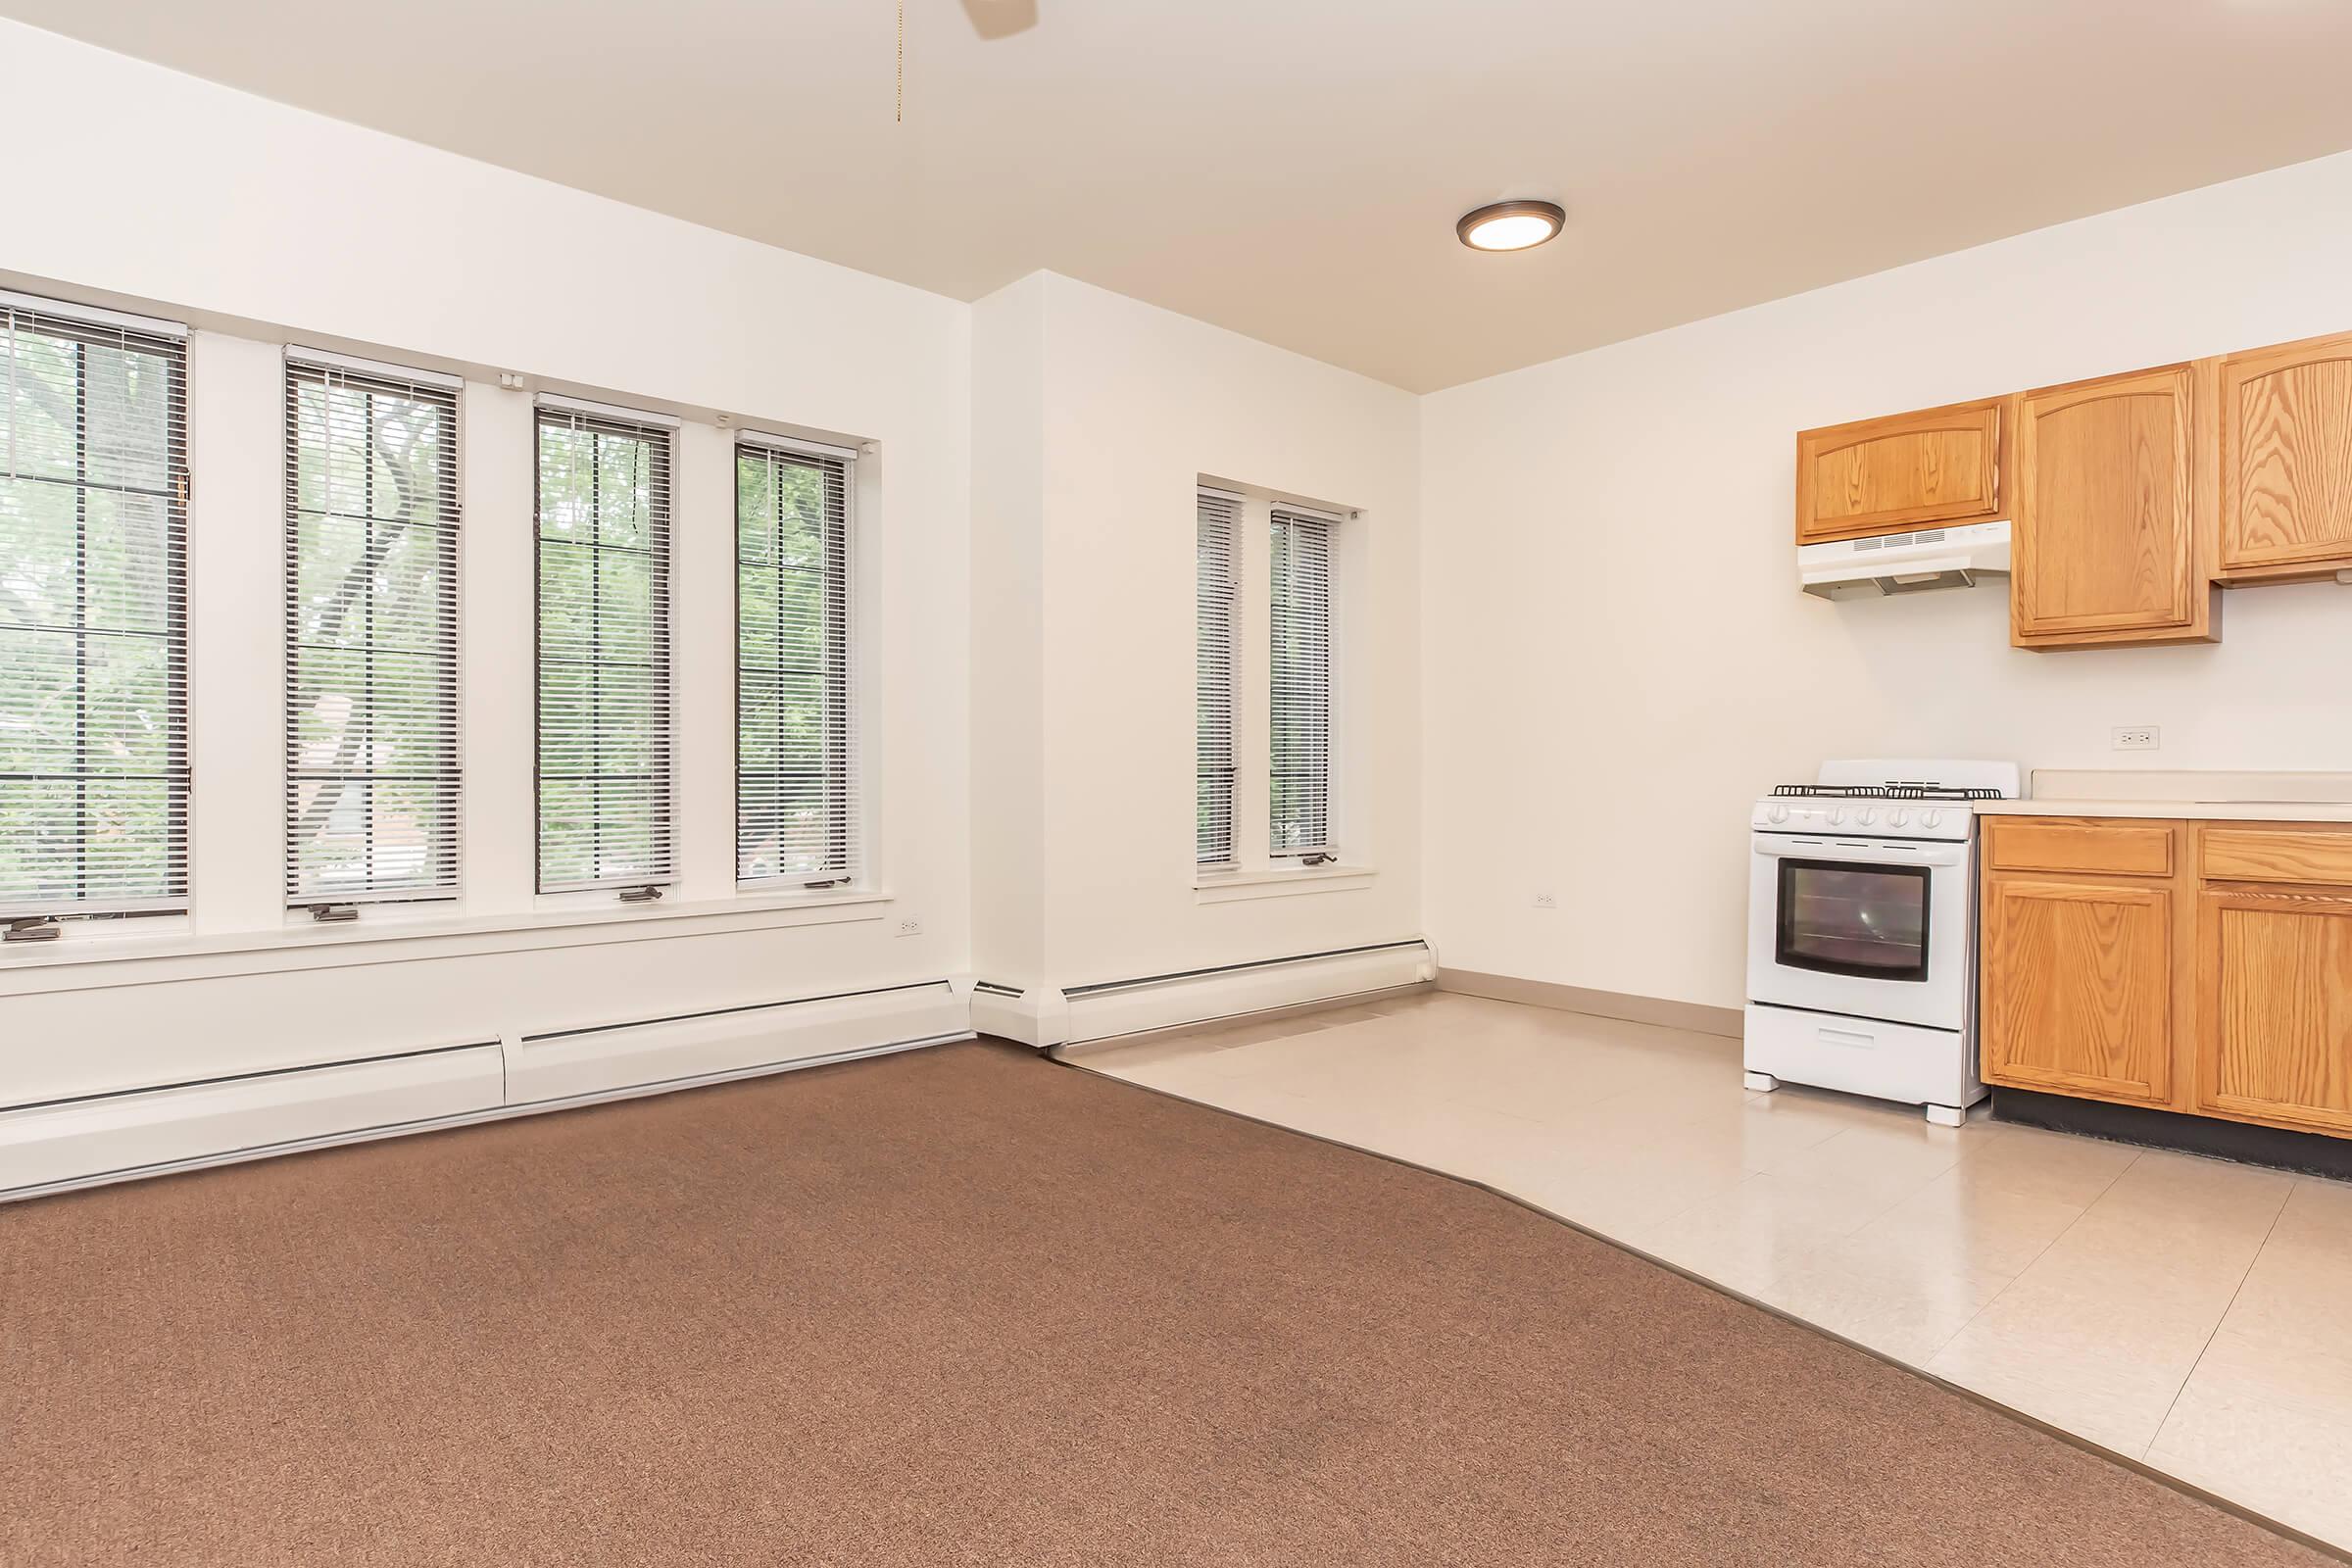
[{"left": 1799, "top": 519, "right": 2011, "bottom": 600}]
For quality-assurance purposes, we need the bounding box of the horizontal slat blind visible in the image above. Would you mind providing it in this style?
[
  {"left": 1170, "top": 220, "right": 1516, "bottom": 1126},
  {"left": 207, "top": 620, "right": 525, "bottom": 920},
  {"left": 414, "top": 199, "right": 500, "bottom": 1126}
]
[
  {"left": 284, "top": 357, "right": 462, "bottom": 905},
  {"left": 736, "top": 440, "right": 855, "bottom": 886},
  {"left": 535, "top": 403, "right": 672, "bottom": 894},
  {"left": 1268, "top": 508, "right": 1334, "bottom": 857},
  {"left": 0, "top": 302, "right": 189, "bottom": 918},
  {"left": 1196, "top": 489, "right": 1238, "bottom": 865}
]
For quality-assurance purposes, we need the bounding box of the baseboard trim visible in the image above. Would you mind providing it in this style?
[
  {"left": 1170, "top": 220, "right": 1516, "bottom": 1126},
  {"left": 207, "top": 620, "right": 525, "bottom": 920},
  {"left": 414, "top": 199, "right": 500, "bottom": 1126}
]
[
  {"left": 1434, "top": 969, "right": 1742, "bottom": 1039},
  {"left": 1051, "top": 981, "right": 1433, "bottom": 1059}
]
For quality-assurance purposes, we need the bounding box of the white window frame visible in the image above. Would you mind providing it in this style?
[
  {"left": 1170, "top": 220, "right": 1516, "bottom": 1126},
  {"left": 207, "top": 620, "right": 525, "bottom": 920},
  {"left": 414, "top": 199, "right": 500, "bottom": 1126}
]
[
  {"left": 0, "top": 292, "right": 191, "bottom": 934},
  {"left": 733, "top": 429, "right": 859, "bottom": 892},
  {"left": 531, "top": 394, "right": 678, "bottom": 901},
  {"left": 281, "top": 347, "right": 465, "bottom": 916},
  {"left": 1268, "top": 504, "right": 1339, "bottom": 862},
  {"left": 1195, "top": 486, "right": 1241, "bottom": 868}
]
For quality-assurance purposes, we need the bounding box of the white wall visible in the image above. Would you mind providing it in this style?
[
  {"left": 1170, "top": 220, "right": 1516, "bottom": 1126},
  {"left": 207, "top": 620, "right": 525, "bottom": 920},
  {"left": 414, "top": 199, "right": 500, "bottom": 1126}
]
[
  {"left": 969, "top": 272, "right": 1425, "bottom": 995},
  {"left": 0, "top": 23, "right": 973, "bottom": 1102},
  {"left": 1421, "top": 148, "right": 2352, "bottom": 1012}
]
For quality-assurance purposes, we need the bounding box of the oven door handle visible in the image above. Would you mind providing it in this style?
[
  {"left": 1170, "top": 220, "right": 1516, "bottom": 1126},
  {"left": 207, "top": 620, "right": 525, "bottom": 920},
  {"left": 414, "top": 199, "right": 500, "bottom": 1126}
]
[{"left": 1752, "top": 838, "right": 1967, "bottom": 869}]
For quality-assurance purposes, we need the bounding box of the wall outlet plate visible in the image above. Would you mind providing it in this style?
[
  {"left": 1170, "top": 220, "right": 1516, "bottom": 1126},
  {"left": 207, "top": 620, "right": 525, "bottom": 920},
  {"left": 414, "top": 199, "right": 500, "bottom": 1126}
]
[
  {"left": 894, "top": 918, "right": 922, "bottom": 938},
  {"left": 2112, "top": 725, "right": 2161, "bottom": 752},
  {"left": 1532, "top": 892, "right": 1557, "bottom": 910}
]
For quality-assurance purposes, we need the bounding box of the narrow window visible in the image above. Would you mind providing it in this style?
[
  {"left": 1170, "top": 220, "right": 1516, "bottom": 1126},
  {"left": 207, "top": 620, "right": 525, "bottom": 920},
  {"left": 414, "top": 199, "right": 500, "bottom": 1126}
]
[
  {"left": 735, "top": 437, "right": 854, "bottom": 887},
  {"left": 0, "top": 296, "right": 189, "bottom": 925},
  {"left": 535, "top": 399, "right": 673, "bottom": 895},
  {"left": 1268, "top": 508, "right": 1335, "bottom": 858},
  {"left": 1195, "top": 488, "right": 1239, "bottom": 865},
  {"left": 283, "top": 353, "right": 462, "bottom": 907}
]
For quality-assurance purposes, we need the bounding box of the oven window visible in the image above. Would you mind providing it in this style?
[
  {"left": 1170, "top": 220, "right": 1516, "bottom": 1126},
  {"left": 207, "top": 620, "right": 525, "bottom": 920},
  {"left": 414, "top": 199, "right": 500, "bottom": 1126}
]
[{"left": 1775, "top": 858, "right": 1932, "bottom": 982}]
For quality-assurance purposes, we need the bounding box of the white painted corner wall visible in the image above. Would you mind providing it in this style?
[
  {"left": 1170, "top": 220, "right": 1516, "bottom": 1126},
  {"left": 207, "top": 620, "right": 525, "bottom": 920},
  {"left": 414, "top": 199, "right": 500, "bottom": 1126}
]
[
  {"left": 1419, "top": 146, "right": 2352, "bottom": 1013},
  {"left": 971, "top": 272, "right": 1426, "bottom": 1000}
]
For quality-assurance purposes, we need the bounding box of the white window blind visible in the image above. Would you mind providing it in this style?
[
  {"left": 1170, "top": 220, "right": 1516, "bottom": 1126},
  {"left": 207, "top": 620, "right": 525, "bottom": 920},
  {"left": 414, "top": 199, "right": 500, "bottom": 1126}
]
[
  {"left": 1268, "top": 508, "right": 1334, "bottom": 857},
  {"left": 283, "top": 353, "right": 462, "bottom": 906},
  {"left": 0, "top": 297, "right": 189, "bottom": 921},
  {"left": 535, "top": 401, "right": 673, "bottom": 895},
  {"left": 736, "top": 437, "right": 854, "bottom": 887},
  {"left": 1195, "top": 488, "right": 1238, "bottom": 865}
]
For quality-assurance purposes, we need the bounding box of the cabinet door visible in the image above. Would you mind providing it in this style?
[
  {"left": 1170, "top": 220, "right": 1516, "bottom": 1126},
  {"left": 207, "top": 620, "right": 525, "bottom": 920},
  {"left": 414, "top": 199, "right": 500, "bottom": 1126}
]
[
  {"left": 2011, "top": 364, "right": 2216, "bottom": 648},
  {"left": 2220, "top": 331, "right": 2352, "bottom": 580},
  {"left": 1794, "top": 399, "right": 2003, "bottom": 545},
  {"left": 2198, "top": 888, "right": 2352, "bottom": 1136},
  {"left": 1981, "top": 876, "right": 2174, "bottom": 1104}
]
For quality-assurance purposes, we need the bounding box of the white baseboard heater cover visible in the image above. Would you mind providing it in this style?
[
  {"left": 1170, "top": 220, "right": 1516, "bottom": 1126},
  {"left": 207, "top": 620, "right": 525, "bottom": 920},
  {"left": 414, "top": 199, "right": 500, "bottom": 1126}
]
[
  {"left": 3, "top": 979, "right": 971, "bottom": 1200},
  {"left": 0, "top": 1044, "right": 505, "bottom": 1196},
  {"left": 508, "top": 980, "right": 967, "bottom": 1104},
  {"left": 1060, "top": 939, "right": 1433, "bottom": 1046}
]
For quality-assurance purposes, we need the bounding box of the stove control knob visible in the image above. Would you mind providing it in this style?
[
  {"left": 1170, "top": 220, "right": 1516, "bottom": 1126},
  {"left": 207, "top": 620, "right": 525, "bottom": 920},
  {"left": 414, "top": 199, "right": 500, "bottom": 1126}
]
[
  {"left": 1768, "top": 803, "right": 1789, "bottom": 824},
  {"left": 1827, "top": 807, "right": 1846, "bottom": 825},
  {"left": 1857, "top": 807, "right": 1878, "bottom": 825},
  {"left": 1887, "top": 808, "right": 1911, "bottom": 827},
  {"left": 1921, "top": 809, "right": 1944, "bottom": 829}
]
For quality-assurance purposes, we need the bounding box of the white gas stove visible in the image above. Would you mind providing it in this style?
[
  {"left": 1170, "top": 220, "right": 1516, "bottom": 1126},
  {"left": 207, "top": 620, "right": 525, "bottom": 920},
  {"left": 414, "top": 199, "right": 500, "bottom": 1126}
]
[{"left": 1743, "top": 760, "right": 2021, "bottom": 1126}]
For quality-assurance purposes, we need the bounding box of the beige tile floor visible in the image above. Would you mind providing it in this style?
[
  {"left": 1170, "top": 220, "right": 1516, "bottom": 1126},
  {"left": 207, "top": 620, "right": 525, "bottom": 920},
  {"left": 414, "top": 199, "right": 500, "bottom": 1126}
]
[{"left": 1076, "top": 991, "right": 2352, "bottom": 1549}]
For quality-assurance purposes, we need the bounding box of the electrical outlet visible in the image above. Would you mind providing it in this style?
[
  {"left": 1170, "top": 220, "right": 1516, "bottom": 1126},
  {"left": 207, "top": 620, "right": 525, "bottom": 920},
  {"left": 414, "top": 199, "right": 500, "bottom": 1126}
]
[
  {"left": 2112, "top": 725, "right": 2160, "bottom": 752},
  {"left": 1532, "top": 892, "right": 1557, "bottom": 910},
  {"left": 894, "top": 918, "right": 922, "bottom": 938}
]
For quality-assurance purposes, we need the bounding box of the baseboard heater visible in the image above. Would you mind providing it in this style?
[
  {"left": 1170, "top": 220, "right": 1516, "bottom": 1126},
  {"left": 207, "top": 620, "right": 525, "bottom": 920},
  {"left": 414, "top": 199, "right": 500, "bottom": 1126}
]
[
  {"left": 0, "top": 980, "right": 969, "bottom": 1201},
  {"left": 1058, "top": 939, "right": 1433, "bottom": 1047}
]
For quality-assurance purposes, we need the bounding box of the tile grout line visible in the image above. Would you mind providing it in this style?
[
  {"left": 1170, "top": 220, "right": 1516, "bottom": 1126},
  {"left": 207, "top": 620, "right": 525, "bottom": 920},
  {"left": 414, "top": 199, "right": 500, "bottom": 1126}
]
[
  {"left": 1918, "top": 1146, "right": 2147, "bottom": 1375},
  {"left": 2140, "top": 1175, "right": 2299, "bottom": 1462}
]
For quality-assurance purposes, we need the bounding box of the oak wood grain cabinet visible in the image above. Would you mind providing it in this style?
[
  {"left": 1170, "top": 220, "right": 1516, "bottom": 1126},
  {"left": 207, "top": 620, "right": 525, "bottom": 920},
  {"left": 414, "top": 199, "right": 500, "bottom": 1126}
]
[
  {"left": 1981, "top": 858, "right": 2179, "bottom": 1107},
  {"left": 1794, "top": 398, "right": 2006, "bottom": 545},
  {"left": 2010, "top": 364, "right": 2219, "bottom": 649},
  {"left": 2219, "top": 329, "right": 2352, "bottom": 582},
  {"left": 1983, "top": 816, "right": 2352, "bottom": 1140},
  {"left": 2197, "top": 887, "right": 2352, "bottom": 1135}
]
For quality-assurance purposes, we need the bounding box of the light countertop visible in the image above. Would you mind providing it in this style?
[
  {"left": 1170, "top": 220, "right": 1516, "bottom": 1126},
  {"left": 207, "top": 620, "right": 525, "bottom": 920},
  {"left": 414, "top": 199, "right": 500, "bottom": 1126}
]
[
  {"left": 1978, "top": 798, "right": 2352, "bottom": 823},
  {"left": 1981, "top": 768, "right": 2352, "bottom": 824}
]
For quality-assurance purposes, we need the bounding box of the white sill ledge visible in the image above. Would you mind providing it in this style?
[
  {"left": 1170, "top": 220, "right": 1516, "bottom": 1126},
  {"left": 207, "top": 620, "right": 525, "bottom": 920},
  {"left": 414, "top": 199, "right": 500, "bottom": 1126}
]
[
  {"left": 1194, "top": 864, "right": 1376, "bottom": 904},
  {"left": 0, "top": 888, "right": 892, "bottom": 996}
]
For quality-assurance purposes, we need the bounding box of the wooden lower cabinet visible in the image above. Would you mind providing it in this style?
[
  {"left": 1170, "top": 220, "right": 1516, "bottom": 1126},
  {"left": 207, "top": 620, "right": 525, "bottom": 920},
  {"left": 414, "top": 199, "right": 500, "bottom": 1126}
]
[
  {"left": 1981, "top": 876, "right": 2175, "bottom": 1105},
  {"left": 2198, "top": 888, "right": 2352, "bottom": 1135},
  {"left": 1982, "top": 815, "right": 2352, "bottom": 1139}
]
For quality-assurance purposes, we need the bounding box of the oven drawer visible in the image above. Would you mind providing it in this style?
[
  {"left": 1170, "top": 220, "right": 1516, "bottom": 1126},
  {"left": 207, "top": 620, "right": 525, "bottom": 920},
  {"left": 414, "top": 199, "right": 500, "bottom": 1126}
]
[
  {"left": 1985, "top": 817, "right": 2177, "bottom": 878},
  {"left": 2200, "top": 827, "right": 2352, "bottom": 887}
]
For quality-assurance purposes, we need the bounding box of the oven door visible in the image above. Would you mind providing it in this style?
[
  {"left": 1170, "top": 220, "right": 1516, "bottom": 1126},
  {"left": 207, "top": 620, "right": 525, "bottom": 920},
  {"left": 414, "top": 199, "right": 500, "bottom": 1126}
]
[{"left": 1747, "top": 834, "right": 1969, "bottom": 1030}]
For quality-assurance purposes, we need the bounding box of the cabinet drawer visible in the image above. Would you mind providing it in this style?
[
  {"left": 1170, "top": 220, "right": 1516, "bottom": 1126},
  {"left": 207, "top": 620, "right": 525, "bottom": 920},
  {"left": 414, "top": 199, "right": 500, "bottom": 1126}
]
[
  {"left": 1986, "top": 819, "right": 2176, "bottom": 877},
  {"left": 2200, "top": 828, "right": 2352, "bottom": 887}
]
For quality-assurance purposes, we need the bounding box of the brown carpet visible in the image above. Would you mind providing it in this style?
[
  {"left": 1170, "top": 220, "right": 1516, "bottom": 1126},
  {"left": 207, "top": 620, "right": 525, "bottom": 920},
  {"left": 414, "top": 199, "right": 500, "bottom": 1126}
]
[{"left": 0, "top": 1041, "right": 2331, "bottom": 1567}]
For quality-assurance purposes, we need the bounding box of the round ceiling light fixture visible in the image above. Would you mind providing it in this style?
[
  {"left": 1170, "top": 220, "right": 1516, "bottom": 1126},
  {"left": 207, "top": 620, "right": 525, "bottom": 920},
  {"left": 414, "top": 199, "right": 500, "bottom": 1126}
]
[{"left": 1456, "top": 199, "right": 1566, "bottom": 253}]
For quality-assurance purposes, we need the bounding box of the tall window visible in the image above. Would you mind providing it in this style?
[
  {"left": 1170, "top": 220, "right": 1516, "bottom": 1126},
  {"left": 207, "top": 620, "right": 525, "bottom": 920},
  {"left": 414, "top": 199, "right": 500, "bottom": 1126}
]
[
  {"left": 1268, "top": 508, "right": 1335, "bottom": 858},
  {"left": 1195, "top": 488, "right": 1238, "bottom": 865},
  {"left": 535, "top": 400, "right": 672, "bottom": 895},
  {"left": 283, "top": 353, "right": 461, "bottom": 908},
  {"left": 0, "top": 297, "right": 188, "bottom": 923},
  {"left": 736, "top": 436, "right": 854, "bottom": 887}
]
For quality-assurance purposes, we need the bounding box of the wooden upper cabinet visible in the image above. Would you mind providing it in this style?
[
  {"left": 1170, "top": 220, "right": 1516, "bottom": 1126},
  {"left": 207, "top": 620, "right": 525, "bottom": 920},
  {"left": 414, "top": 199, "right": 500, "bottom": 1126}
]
[
  {"left": 2197, "top": 887, "right": 2352, "bottom": 1136},
  {"left": 2220, "top": 330, "right": 2352, "bottom": 581},
  {"left": 2011, "top": 363, "right": 2219, "bottom": 649},
  {"left": 1982, "top": 873, "right": 2176, "bottom": 1105},
  {"left": 1794, "top": 398, "right": 2004, "bottom": 545}
]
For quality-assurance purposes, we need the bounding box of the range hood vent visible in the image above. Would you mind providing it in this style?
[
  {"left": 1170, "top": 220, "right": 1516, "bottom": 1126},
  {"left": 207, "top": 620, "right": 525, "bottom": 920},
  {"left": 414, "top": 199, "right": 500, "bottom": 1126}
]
[{"left": 1800, "top": 520, "right": 2011, "bottom": 600}]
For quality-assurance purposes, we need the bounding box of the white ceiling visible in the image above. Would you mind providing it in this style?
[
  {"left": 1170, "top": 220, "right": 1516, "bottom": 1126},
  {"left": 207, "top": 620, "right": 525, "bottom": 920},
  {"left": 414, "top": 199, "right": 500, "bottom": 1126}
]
[{"left": 12, "top": 1, "right": 2352, "bottom": 391}]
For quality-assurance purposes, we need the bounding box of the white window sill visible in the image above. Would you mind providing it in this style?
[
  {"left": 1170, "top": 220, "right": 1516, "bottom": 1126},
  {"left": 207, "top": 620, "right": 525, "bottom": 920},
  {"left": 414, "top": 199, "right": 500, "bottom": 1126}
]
[
  {"left": 1194, "top": 864, "right": 1377, "bottom": 904},
  {"left": 0, "top": 887, "right": 892, "bottom": 994}
]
